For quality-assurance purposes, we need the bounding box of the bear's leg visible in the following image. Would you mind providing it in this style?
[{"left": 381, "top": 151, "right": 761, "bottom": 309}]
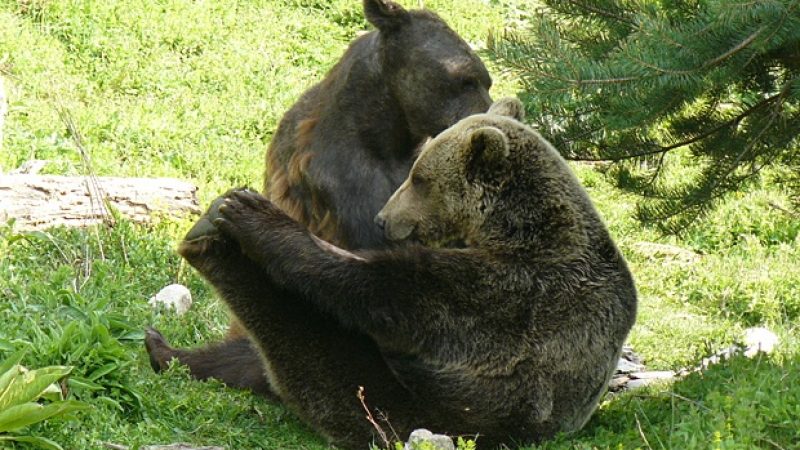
[
  {"left": 173, "top": 208, "right": 425, "bottom": 449},
  {"left": 144, "top": 327, "right": 276, "bottom": 399},
  {"left": 144, "top": 195, "right": 276, "bottom": 398}
]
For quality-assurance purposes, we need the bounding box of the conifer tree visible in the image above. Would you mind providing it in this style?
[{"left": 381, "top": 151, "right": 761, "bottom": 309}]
[{"left": 489, "top": 0, "right": 800, "bottom": 232}]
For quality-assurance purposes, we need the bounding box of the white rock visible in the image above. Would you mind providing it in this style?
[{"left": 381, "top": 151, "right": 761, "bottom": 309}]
[
  {"left": 616, "top": 357, "right": 645, "bottom": 373},
  {"left": 403, "top": 428, "right": 454, "bottom": 450},
  {"left": 148, "top": 284, "right": 193, "bottom": 315},
  {"left": 743, "top": 327, "right": 778, "bottom": 358}
]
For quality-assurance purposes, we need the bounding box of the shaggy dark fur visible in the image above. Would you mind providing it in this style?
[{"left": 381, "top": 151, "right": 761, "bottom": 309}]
[
  {"left": 162, "top": 99, "right": 637, "bottom": 449},
  {"left": 146, "top": 0, "right": 493, "bottom": 394}
]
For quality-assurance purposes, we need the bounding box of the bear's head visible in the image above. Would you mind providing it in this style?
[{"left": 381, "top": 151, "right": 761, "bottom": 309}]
[
  {"left": 375, "top": 98, "right": 528, "bottom": 247},
  {"left": 364, "top": 0, "right": 493, "bottom": 139}
]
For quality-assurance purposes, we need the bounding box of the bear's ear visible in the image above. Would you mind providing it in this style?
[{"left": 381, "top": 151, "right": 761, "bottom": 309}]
[
  {"left": 488, "top": 98, "right": 525, "bottom": 122},
  {"left": 466, "top": 126, "right": 510, "bottom": 182},
  {"left": 364, "top": 0, "right": 411, "bottom": 33}
]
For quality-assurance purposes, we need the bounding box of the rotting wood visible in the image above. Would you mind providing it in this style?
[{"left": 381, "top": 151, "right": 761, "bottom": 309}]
[{"left": 0, "top": 174, "right": 201, "bottom": 230}]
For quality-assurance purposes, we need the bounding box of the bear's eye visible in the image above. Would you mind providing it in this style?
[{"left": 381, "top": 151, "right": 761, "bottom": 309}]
[{"left": 411, "top": 174, "right": 426, "bottom": 187}]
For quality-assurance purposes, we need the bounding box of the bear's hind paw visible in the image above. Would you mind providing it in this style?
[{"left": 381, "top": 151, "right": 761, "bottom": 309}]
[
  {"left": 144, "top": 327, "right": 176, "bottom": 373},
  {"left": 184, "top": 194, "right": 231, "bottom": 242}
]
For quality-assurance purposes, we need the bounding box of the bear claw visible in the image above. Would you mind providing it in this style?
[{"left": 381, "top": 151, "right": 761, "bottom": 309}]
[
  {"left": 183, "top": 194, "right": 230, "bottom": 242},
  {"left": 144, "top": 327, "right": 173, "bottom": 373}
]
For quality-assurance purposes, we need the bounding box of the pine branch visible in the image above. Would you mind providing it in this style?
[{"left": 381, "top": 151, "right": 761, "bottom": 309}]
[
  {"left": 703, "top": 26, "right": 765, "bottom": 70},
  {"left": 490, "top": 0, "right": 800, "bottom": 229},
  {"left": 558, "top": 0, "right": 637, "bottom": 26}
]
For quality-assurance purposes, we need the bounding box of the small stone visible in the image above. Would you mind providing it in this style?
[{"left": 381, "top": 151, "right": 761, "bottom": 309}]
[
  {"left": 148, "top": 284, "right": 193, "bottom": 315},
  {"left": 403, "top": 428, "right": 455, "bottom": 450},
  {"left": 629, "top": 370, "right": 676, "bottom": 380},
  {"left": 615, "top": 357, "right": 645, "bottom": 373},
  {"left": 608, "top": 375, "right": 630, "bottom": 391},
  {"left": 620, "top": 345, "right": 642, "bottom": 361},
  {"left": 743, "top": 327, "right": 778, "bottom": 358},
  {"left": 626, "top": 378, "right": 663, "bottom": 390}
]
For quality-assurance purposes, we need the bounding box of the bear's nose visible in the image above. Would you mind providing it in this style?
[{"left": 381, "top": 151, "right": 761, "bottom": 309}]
[{"left": 374, "top": 213, "right": 386, "bottom": 230}]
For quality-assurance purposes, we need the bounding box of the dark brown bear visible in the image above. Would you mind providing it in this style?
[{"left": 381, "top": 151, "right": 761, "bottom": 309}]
[
  {"left": 168, "top": 98, "right": 638, "bottom": 449},
  {"left": 266, "top": 0, "right": 493, "bottom": 250},
  {"left": 145, "top": 0, "right": 493, "bottom": 395}
]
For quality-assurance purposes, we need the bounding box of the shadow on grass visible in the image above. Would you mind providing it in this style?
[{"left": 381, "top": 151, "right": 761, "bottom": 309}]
[{"left": 538, "top": 352, "right": 800, "bottom": 449}]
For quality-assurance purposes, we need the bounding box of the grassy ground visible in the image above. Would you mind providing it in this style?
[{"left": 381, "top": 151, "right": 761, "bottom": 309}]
[{"left": 1, "top": 0, "right": 799, "bottom": 449}]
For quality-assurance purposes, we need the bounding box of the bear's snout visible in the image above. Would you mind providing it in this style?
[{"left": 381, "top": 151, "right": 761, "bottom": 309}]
[
  {"left": 374, "top": 213, "right": 386, "bottom": 230},
  {"left": 375, "top": 208, "right": 415, "bottom": 242}
]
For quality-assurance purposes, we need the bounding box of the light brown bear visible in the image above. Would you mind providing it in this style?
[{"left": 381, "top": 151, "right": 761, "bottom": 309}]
[{"left": 174, "top": 98, "right": 638, "bottom": 449}]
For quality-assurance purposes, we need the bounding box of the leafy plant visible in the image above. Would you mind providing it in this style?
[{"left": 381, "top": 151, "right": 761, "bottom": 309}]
[
  {"left": 0, "top": 349, "right": 91, "bottom": 450},
  {"left": 0, "top": 222, "right": 149, "bottom": 415}
]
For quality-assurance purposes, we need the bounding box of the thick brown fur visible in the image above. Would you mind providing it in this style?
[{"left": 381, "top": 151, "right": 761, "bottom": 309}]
[
  {"left": 145, "top": 0, "right": 493, "bottom": 391},
  {"left": 170, "top": 98, "right": 638, "bottom": 449},
  {"left": 264, "top": 1, "right": 492, "bottom": 249}
]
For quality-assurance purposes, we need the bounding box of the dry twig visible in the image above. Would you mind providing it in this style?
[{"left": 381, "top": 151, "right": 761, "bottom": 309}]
[{"left": 358, "top": 386, "right": 390, "bottom": 449}]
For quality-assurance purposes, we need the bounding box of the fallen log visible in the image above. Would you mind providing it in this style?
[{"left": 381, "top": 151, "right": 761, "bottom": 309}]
[{"left": 0, "top": 174, "right": 201, "bottom": 231}]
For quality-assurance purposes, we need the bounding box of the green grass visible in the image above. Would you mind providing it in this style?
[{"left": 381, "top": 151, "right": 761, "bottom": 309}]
[{"left": 1, "top": 0, "right": 799, "bottom": 449}]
